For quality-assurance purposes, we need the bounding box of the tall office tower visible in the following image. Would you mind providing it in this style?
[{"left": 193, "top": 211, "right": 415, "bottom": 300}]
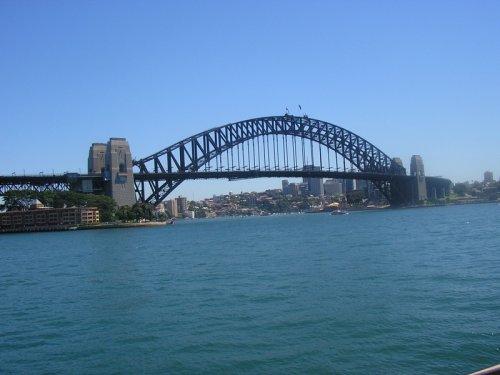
[
  {"left": 165, "top": 199, "right": 178, "bottom": 218},
  {"left": 302, "top": 165, "right": 324, "bottom": 196},
  {"left": 282, "top": 180, "right": 289, "bottom": 195},
  {"left": 410, "top": 155, "right": 427, "bottom": 201},
  {"left": 484, "top": 171, "right": 494, "bottom": 183},
  {"left": 298, "top": 182, "right": 310, "bottom": 196},
  {"left": 287, "top": 183, "right": 300, "bottom": 196},
  {"left": 344, "top": 179, "right": 356, "bottom": 193},
  {"left": 176, "top": 196, "right": 188, "bottom": 214},
  {"left": 104, "top": 138, "right": 136, "bottom": 207},
  {"left": 88, "top": 143, "right": 107, "bottom": 174},
  {"left": 324, "top": 179, "right": 343, "bottom": 196}
]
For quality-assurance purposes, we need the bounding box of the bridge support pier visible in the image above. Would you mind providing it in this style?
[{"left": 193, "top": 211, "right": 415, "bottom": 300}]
[
  {"left": 389, "top": 177, "right": 415, "bottom": 206},
  {"left": 389, "top": 176, "right": 451, "bottom": 206},
  {"left": 89, "top": 138, "right": 136, "bottom": 207}
]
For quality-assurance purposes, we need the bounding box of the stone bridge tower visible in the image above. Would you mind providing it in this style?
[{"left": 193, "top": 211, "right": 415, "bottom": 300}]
[
  {"left": 88, "top": 138, "right": 136, "bottom": 207},
  {"left": 410, "top": 155, "right": 427, "bottom": 202}
]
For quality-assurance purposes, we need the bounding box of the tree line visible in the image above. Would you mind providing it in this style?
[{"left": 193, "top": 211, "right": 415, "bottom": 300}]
[{"left": 0, "top": 190, "right": 162, "bottom": 222}]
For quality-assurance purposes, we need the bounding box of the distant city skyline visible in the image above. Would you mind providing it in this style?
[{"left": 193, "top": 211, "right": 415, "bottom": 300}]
[{"left": 1, "top": 1, "right": 499, "bottom": 200}]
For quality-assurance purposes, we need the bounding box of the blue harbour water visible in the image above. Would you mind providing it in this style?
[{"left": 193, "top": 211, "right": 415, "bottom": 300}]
[{"left": 1, "top": 203, "right": 499, "bottom": 374}]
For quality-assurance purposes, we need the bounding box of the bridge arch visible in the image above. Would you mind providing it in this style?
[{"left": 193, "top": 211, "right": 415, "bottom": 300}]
[{"left": 133, "top": 115, "right": 406, "bottom": 204}]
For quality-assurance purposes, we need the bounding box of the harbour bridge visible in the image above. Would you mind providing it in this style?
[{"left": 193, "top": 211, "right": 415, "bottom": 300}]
[{"left": 0, "top": 115, "right": 451, "bottom": 206}]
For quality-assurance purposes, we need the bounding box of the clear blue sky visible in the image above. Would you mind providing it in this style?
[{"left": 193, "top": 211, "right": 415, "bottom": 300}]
[{"left": 1, "top": 0, "right": 499, "bottom": 200}]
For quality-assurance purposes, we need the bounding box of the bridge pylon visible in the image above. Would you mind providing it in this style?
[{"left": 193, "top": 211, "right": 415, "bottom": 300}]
[{"left": 88, "top": 138, "right": 136, "bottom": 207}]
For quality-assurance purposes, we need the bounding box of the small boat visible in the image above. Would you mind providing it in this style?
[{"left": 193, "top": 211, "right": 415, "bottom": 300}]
[
  {"left": 331, "top": 209, "right": 349, "bottom": 215},
  {"left": 469, "top": 363, "right": 500, "bottom": 375}
]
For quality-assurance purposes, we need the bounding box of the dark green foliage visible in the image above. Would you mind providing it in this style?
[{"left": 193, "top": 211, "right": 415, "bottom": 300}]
[
  {"left": 156, "top": 212, "right": 168, "bottom": 221},
  {"left": 2, "top": 190, "right": 37, "bottom": 211},
  {"left": 453, "top": 183, "right": 467, "bottom": 196},
  {"left": 346, "top": 190, "right": 366, "bottom": 204},
  {"left": 115, "top": 203, "right": 156, "bottom": 222}
]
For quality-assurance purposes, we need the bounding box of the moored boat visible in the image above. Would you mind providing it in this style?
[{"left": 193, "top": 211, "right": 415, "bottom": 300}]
[{"left": 331, "top": 209, "right": 349, "bottom": 215}]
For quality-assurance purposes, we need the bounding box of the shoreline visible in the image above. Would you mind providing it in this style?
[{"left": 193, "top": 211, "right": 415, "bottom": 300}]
[
  {"left": 76, "top": 221, "right": 169, "bottom": 230},
  {"left": 0, "top": 221, "right": 170, "bottom": 235},
  {"left": 1, "top": 199, "right": 497, "bottom": 233}
]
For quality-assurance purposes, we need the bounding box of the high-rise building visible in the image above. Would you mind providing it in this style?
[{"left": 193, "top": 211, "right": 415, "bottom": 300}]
[
  {"left": 355, "top": 179, "right": 368, "bottom": 192},
  {"left": 282, "top": 180, "right": 289, "bottom": 195},
  {"left": 287, "top": 183, "right": 300, "bottom": 196},
  {"left": 155, "top": 203, "right": 165, "bottom": 214},
  {"left": 165, "top": 199, "right": 178, "bottom": 218},
  {"left": 176, "top": 196, "right": 188, "bottom": 214},
  {"left": 484, "top": 171, "right": 494, "bottom": 183},
  {"left": 303, "top": 165, "right": 324, "bottom": 196},
  {"left": 324, "top": 179, "right": 343, "bottom": 196},
  {"left": 344, "top": 179, "right": 356, "bottom": 193},
  {"left": 410, "top": 155, "right": 427, "bottom": 201},
  {"left": 298, "top": 182, "right": 309, "bottom": 196}
]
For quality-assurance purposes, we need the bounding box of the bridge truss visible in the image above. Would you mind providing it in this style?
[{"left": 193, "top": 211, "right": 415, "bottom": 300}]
[
  {"left": 0, "top": 175, "right": 71, "bottom": 195},
  {"left": 133, "top": 115, "right": 407, "bottom": 205}
]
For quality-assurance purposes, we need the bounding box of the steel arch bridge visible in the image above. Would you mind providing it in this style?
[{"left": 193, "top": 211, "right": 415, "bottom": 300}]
[{"left": 133, "top": 115, "right": 409, "bottom": 205}]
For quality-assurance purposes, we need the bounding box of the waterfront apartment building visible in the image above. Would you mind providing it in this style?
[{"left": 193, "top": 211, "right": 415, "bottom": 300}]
[{"left": 0, "top": 207, "right": 100, "bottom": 233}]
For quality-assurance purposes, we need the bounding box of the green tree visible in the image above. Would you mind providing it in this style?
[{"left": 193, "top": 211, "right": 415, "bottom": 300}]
[
  {"left": 347, "top": 190, "right": 366, "bottom": 204},
  {"left": 155, "top": 212, "right": 168, "bottom": 221},
  {"left": 85, "top": 194, "right": 117, "bottom": 222},
  {"left": 297, "top": 199, "right": 310, "bottom": 210},
  {"left": 275, "top": 199, "right": 291, "bottom": 212},
  {"left": 453, "top": 183, "right": 467, "bottom": 196},
  {"left": 2, "top": 190, "right": 38, "bottom": 211},
  {"left": 116, "top": 205, "right": 129, "bottom": 221}
]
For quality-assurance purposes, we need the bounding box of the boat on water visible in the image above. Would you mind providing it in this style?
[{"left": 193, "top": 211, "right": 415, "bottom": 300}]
[
  {"left": 469, "top": 363, "right": 500, "bottom": 375},
  {"left": 331, "top": 209, "right": 349, "bottom": 215}
]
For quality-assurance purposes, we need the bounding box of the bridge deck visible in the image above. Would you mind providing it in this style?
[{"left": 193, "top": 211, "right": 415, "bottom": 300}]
[{"left": 132, "top": 170, "right": 409, "bottom": 182}]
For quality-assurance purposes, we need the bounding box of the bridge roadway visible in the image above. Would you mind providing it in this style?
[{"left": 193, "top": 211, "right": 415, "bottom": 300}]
[
  {"left": 0, "top": 173, "right": 106, "bottom": 195},
  {"left": 136, "top": 171, "right": 451, "bottom": 205},
  {"left": 0, "top": 171, "right": 450, "bottom": 200},
  {"left": 135, "top": 170, "right": 401, "bottom": 182},
  {"left": 0, "top": 170, "right": 405, "bottom": 190}
]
